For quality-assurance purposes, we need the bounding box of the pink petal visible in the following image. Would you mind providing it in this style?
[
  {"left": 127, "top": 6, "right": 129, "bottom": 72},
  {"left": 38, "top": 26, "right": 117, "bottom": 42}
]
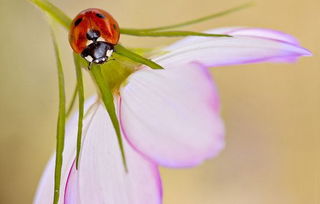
[
  {"left": 65, "top": 104, "right": 162, "bottom": 204},
  {"left": 64, "top": 161, "right": 79, "bottom": 204},
  {"left": 168, "top": 27, "right": 301, "bottom": 49},
  {"left": 161, "top": 27, "right": 311, "bottom": 67},
  {"left": 222, "top": 27, "right": 300, "bottom": 44},
  {"left": 34, "top": 98, "right": 162, "bottom": 204},
  {"left": 120, "top": 64, "right": 225, "bottom": 167}
]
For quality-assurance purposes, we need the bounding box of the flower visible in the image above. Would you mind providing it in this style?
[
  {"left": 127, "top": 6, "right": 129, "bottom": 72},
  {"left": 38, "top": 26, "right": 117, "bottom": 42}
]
[{"left": 34, "top": 27, "right": 310, "bottom": 204}]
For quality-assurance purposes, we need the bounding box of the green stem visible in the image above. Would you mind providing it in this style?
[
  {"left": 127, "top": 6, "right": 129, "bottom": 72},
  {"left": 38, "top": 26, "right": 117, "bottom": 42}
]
[
  {"left": 73, "top": 54, "right": 85, "bottom": 169},
  {"left": 114, "top": 45, "right": 163, "bottom": 69},
  {"left": 119, "top": 30, "right": 230, "bottom": 37},
  {"left": 29, "top": 0, "right": 252, "bottom": 37},
  {"left": 90, "top": 65, "right": 128, "bottom": 172},
  {"left": 50, "top": 25, "right": 66, "bottom": 204},
  {"left": 66, "top": 84, "right": 78, "bottom": 118},
  {"left": 120, "top": 2, "right": 253, "bottom": 32},
  {"left": 29, "top": 0, "right": 71, "bottom": 29}
]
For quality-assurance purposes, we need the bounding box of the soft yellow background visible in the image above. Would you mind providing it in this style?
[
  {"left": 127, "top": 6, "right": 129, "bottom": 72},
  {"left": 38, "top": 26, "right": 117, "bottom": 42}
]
[{"left": 0, "top": 0, "right": 318, "bottom": 203}]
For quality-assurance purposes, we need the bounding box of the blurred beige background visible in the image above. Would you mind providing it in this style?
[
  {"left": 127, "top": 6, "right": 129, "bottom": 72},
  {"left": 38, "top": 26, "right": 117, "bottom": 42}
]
[{"left": 0, "top": 0, "right": 319, "bottom": 203}]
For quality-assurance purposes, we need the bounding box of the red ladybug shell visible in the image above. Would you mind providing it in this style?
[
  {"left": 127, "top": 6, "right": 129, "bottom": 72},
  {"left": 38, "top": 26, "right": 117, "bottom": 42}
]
[{"left": 69, "top": 8, "right": 120, "bottom": 54}]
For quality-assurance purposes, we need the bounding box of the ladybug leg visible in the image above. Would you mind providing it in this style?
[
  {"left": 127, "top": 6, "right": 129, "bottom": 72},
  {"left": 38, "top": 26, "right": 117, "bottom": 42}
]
[{"left": 87, "top": 62, "right": 92, "bottom": 70}]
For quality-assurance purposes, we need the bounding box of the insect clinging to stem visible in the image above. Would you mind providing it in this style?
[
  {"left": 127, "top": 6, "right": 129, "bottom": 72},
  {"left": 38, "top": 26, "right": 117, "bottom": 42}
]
[{"left": 69, "top": 8, "right": 120, "bottom": 69}]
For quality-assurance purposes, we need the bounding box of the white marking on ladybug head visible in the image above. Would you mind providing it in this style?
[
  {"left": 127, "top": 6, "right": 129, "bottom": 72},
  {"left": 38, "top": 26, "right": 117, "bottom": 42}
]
[
  {"left": 86, "top": 40, "right": 92, "bottom": 47},
  {"left": 86, "top": 37, "right": 105, "bottom": 46},
  {"left": 97, "top": 37, "right": 105, "bottom": 42},
  {"left": 106, "top": 49, "right": 113, "bottom": 58},
  {"left": 94, "top": 57, "right": 106, "bottom": 64},
  {"left": 85, "top": 55, "right": 93, "bottom": 62}
]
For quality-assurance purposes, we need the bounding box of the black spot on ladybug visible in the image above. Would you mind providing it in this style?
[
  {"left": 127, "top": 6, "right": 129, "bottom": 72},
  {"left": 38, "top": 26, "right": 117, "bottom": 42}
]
[
  {"left": 113, "top": 24, "right": 117, "bottom": 29},
  {"left": 96, "top": 13, "right": 105, "bottom": 19},
  {"left": 74, "top": 18, "right": 82, "bottom": 26}
]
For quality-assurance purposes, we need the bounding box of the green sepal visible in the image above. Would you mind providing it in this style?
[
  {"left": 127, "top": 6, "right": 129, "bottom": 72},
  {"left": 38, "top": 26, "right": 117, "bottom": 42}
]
[
  {"left": 119, "top": 30, "right": 231, "bottom": 37},
  {"left": 120, "top": 2, "right": 253, "bottom": 32},
  {"left": 73, "top": 53, "right": 85, "bottom": 169},
  {"left": 100, "top": 54, "right": 136, "bottom": 92},
  {"left": 66, "top": 84, "right": 78, "bottom": 118},
  {"left": 29, "top": 0, "right": 71, "bottom": 29},
  {"left": 90, "top": 65, "right": 128, "bottom": 172},
  {"left": 49, "top": 22, "right": 66, "bottom": 204},
  {"left": 114, "top": 44, "right": 164, "bottom": 69}
]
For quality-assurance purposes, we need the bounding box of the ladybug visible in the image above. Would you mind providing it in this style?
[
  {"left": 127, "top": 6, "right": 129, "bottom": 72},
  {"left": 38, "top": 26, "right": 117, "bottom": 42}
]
[{"left": 69, "top": 8, "right": 120, "bottom": 65}]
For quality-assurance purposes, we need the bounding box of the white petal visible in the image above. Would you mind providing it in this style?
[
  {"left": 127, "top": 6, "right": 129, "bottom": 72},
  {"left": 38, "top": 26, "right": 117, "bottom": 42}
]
[
  {"left": 34, "top": 97, "right": 162, "bottom": 204},
  {"left": 65, "top": 104, "right": 162, "bottom": 204},
  {"left": 120, "top": 64, "right": 224, "bottom": 167},
  {"left": 119, "top": 27, "right": 310, "bottom": 168}
]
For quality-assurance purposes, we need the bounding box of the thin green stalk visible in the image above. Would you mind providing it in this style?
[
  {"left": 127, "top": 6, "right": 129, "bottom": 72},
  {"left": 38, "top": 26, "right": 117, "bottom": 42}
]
[
  {"left": 119, "top": 30, "right": 231, "bottom": 37},
  {"left": 66, "top": 84, "right": 78, "bottom": 118},
  {"left": 29, "top": 0, "right": 71, "bottom": 29},
  {"left": 90, "top": 65, "right": 128, "bottom": 172},
  {"left": 50, "top": 25, "right": 66, "bottom": 204},
  {"left": 29, "top": 0, "right": 252, "bottom": 37},
  {"left": 114, "top": 45, "right": 163, "bottom": 69},
  {"left": 73, "top": 54, "right": 85, "bottom": 169},
  {"left": 120, "top": 2, "right": 253, "bottom": 32}
]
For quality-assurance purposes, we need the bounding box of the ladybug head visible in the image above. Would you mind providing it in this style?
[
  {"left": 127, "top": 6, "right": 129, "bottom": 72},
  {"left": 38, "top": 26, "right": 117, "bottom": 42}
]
[
  {"left": 79, "top": 28, "right": 114, "bottom": 64},
  {"left": 81, "top": 41, "right": 114, "bottom": 64}
]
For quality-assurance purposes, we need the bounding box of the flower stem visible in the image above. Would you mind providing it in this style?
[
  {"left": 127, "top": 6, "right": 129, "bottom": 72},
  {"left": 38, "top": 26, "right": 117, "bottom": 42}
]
[
  {"left": 114, "top": 44, "right": 163, "bottom": 69},
  {"left": 120, "top": 2, "right": 253, "bottom": 32},
  {"left": 29, "top": 0, "right": 71, "bottom": 29},
  {"left": 50, "top": 24, "right": 66, "bottom": 204},
  {"left": 29, "top": 0, "right": 251, "bottom": 37},
  {"left": 66, "top": 84, "right": 78, "bottom": 118},
  {"left": 119, "top": 30, "right": 231, "bottom": 37},
  {"left": 90, "top": 65, "right": 128, "bottom": 172},
  {"left": 73, "top": 54, "right": 85, "bottom": 169}
]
